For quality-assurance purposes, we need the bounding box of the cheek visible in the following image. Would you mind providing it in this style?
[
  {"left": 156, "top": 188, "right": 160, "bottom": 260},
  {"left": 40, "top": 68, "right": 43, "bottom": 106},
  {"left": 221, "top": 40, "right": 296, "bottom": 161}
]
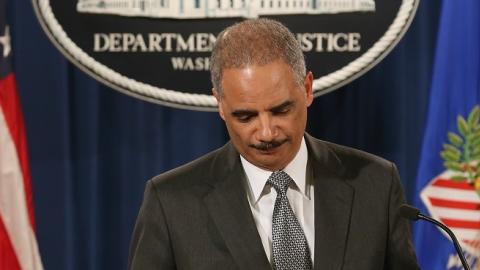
[
  {"left": 228, "top": 123, "right": 256, "bottom": 143},
  {"left": 225, "top": 121, "right": 246, "bottom": 140},
  {"left": 293, "top": 108, "right": 308, "bottom": 123},
  {"left": 283, "top": 111, "right": 307, "bottom": 135}
]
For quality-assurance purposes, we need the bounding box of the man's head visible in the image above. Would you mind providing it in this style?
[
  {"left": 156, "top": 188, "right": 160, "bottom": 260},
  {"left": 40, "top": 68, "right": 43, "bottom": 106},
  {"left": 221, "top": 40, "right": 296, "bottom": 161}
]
[
  {"left": 210, "top": 18, "right": 306, "bottom": 96},
  {"left": 211, "top": 19, "right": 313, "bottom": 171}
]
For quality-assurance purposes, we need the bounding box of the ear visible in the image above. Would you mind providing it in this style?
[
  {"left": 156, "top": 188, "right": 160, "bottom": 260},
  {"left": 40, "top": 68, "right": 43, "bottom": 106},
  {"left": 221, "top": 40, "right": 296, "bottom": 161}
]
[
  {"left": 304, "top": 71, "right": 314, "bottom": 107},
  {"left": 212, "top": 88, "right": 226, "bottom": 120}
]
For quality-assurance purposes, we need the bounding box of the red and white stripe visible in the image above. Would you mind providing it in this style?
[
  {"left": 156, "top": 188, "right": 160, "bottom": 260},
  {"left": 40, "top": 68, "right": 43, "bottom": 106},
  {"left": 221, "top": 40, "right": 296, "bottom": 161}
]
[
  {"left": 0, "top": 74, "right": 43, "bottom": 270},
  {"left": 421, "top": 174, "right": 480, "bottom": 256}
]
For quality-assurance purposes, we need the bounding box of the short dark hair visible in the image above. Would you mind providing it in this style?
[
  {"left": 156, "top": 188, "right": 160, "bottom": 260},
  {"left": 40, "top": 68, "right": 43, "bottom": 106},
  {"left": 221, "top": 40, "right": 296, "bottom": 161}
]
[{"left": 210, "top": 18, "right": 306, "bottom": 96}]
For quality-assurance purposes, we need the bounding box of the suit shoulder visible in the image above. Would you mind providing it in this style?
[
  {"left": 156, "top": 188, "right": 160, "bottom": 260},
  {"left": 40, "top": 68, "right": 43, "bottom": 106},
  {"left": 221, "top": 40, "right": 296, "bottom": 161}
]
[
  {"left": 149, "top": 143, "right": 233, "bottom": 191},
  {"left": 309, "top": 138, "right": 400, "bottom": 199},
  {"left": 307, "top": 136, "right": 395, "bottom": 180},
  {"left": 323, "top": 140, "right": 392, "bottom": 169}
]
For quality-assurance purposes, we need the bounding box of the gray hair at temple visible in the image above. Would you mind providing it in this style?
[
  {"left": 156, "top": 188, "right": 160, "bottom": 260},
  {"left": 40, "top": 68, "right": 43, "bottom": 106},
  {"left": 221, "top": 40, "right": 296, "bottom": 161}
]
[{"left": 210, "top": 18, "right": 306, "bottom": 97}]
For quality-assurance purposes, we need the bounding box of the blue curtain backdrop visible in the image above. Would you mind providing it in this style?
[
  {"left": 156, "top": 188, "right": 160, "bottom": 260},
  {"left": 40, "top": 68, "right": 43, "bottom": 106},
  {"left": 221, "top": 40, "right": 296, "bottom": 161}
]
[{"left": 9, "top": 1, "right": 440, "bottom": 269}]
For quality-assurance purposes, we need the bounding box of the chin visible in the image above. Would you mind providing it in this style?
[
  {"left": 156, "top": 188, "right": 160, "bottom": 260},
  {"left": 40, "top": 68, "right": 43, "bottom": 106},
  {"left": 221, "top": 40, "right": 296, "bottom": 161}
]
[{"left": 259, "top": 159, "right": 286, "bottom": 171}]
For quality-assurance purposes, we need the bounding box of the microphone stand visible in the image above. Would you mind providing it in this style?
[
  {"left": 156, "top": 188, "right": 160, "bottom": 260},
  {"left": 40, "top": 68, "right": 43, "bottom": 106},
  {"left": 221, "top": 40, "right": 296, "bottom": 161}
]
[{"left": 417, "top": 213, "right": 471, "bottom": 270}]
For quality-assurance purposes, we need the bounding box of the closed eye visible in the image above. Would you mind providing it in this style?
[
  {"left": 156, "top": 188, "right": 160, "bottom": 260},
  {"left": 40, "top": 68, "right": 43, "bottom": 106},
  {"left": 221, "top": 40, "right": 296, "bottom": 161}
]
[
  {"left": 273, "top": 107, "right": 290, "bottom": 115},
  {"left": 271, "top": 101, "right": 294, "bottom": 115},
  {"left": 237, "top": 115, "right": 253, "bottom": 122},
  {"left": 232, "top": 111, "right": 257, "bottom": 123}
]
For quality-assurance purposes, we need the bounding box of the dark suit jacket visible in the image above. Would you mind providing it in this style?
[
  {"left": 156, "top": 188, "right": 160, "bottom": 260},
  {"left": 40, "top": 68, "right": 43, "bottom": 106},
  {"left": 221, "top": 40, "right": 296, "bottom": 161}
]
[{"left": 128, "top": 134, "right": 419, "bottom": 270}]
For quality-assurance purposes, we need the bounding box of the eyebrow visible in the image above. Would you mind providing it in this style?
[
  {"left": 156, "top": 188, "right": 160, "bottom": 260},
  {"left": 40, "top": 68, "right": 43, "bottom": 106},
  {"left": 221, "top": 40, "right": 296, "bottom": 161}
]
[
  {"left": 230, "top": 100, "right": 295, "bottom": 117},
  {"left": 231, "top": 109, "right": 256, "bottom": 118},
  {"left": 270, "top": 100, "right": 294, "bottom": 113}
]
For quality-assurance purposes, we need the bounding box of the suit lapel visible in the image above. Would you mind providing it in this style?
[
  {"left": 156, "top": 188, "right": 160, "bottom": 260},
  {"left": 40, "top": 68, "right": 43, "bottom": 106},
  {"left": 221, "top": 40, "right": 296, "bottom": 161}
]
[
  {"left": 306, "top": 135, "right": 354, "bottom": 270},
  {"left": 203, "top": 143, "right": 271, "bottom": 270}
]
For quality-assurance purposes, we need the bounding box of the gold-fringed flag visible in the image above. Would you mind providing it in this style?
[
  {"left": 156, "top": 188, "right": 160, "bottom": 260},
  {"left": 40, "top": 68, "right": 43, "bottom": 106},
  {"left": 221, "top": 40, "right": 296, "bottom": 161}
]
[{"left": 414, "top": 1, "right": 480, "bottom": 269}]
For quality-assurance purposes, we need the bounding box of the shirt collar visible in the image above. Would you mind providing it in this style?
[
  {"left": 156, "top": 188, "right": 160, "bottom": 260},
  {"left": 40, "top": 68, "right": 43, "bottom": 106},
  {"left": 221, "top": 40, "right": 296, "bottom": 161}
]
[{"left": 241, "top": 137, "right": 309, "bottom": 204}]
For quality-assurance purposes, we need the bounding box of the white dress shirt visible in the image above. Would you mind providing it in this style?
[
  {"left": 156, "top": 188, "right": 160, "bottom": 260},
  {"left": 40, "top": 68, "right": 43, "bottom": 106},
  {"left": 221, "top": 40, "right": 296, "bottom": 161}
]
[{"left": 240, "top": 137, "right": 315, "bottom": 263}]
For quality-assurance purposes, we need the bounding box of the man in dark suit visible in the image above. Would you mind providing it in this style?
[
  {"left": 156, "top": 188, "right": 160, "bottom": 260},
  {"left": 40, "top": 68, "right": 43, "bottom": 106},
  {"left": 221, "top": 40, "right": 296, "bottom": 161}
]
[{"left": 129, "top": 19, "right": 419, "bottom": 270}]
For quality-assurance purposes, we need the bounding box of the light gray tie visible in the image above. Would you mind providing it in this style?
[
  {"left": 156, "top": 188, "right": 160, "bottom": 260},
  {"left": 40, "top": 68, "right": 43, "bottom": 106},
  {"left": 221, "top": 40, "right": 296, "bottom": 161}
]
[{"left": 268, "top": 171, "right": 313, "bottom": 270}]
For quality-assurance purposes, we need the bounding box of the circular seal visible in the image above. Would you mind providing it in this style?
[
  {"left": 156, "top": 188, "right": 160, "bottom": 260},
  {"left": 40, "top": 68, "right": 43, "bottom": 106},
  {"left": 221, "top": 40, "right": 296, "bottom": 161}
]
[{"left": 33, "top": 0, "right": 419, "bottom": 111}]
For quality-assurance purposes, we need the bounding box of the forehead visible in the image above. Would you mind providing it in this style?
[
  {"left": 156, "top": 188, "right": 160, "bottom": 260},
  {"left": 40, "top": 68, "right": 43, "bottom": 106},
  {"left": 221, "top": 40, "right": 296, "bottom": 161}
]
[{"left": 220, "top": 60, "right": 299, "bottom": 108}]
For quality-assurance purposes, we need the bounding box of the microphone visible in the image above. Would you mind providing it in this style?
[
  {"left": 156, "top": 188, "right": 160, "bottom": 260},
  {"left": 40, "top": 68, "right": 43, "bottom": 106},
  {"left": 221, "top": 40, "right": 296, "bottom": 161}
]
[{"left": 399, "top": 204, "right": 471, "bottom": 270}]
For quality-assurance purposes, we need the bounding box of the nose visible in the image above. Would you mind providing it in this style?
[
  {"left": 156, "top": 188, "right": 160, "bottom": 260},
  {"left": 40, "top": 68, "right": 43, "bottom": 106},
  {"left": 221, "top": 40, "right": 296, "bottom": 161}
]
[{"left": 256, "top": 114, "right": 276, "bottom": 142}]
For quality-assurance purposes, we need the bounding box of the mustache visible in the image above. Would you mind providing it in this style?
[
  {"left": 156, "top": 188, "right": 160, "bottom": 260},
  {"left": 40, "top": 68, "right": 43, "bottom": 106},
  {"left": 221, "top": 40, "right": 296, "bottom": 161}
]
[{"left": 250, "top": 139, "right": 287, "bottom": 151}]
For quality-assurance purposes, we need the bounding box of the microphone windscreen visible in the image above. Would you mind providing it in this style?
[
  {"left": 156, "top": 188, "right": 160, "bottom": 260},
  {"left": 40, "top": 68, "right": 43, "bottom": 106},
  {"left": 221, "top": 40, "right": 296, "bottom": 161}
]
[{"left": 399, "top": 204, "right": 420, "bottom": 221}]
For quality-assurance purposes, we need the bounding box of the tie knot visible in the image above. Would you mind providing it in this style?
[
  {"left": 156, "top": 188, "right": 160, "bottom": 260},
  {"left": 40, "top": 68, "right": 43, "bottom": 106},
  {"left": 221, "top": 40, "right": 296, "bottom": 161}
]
[{"left": 267, "top": 171, "right": 292, "bottom": 195}]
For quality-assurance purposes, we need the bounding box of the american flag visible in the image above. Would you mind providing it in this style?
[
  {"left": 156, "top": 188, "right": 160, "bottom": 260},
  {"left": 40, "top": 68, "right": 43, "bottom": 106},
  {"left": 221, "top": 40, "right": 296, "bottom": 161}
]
[{"left": 0, "top": 0, "right": 43, "bottom": 268}]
